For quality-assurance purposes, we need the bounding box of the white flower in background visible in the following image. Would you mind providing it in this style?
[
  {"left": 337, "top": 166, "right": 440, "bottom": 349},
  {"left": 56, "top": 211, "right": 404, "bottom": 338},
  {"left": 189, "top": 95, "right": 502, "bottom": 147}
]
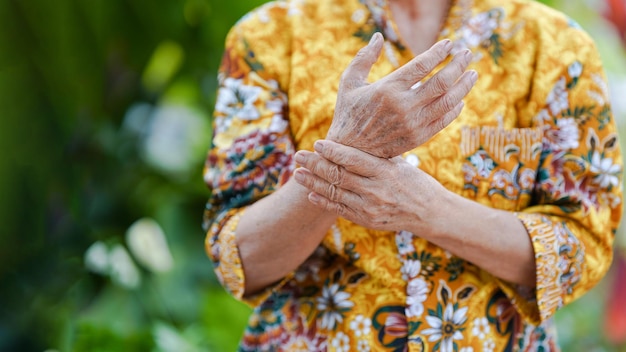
[
  {"left": 459, "top": 348, "right": 474, "bottom": 352},
  {"left": 153, "top": 321, "right": 197, "bottom": 352},
  {"left": 406, "top": 278, "right": 429, "bottom": 318},
  {"left": 609, "top": 74, "right": 626, "bottom": 121},
  {"left": 472, "top": 317, "right": 491, "bottom": 340},
  {"left": 568, "top": 61, "right": 583, "bottom": 79},
  {"left": 143, "top": 104, "right": 210, "bottom": 175},
  {"left": 350, "top": 315, "right": 372, "bottom": 337},
  {"left": 590, "top": 151, "right": 621, "bottom": 188},
  {"left": 109, "top": 244, "right": 141, "bottom": 289},
  {"left": 317, "top": 283, "right": 354, "bottom": 330},
  {"left": 330, "top": 332, "right": 351, "bottom": 352},
  {"left": 126, "top": 218, "right": 174, "bottom": 273},
  {"left": 85, "top": 241, "right": 110, "bottom": 275},
  {"left": 547, "top": 77, "right": 569, "bottom": 116}
]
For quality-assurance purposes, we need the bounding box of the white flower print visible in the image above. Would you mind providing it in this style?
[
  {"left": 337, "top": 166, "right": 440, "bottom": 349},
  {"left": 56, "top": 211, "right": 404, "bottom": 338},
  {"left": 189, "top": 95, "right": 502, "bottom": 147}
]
[
  {"left": 214, "top": 78, "right": 262, "bottom": 133},
  {"left": 317, "top": 283, "right": 355, "bottom": 330},
  {"left": 406, "top": 278, "right": 429, "bottom": 318},
  {"left": 350, "top": 315, "right": 372, "bottom": 337},
  {"left": 396, "top": 231, "right": 416, "bottom": 255},
  {"left": 422, "top": 303, "right": 469, "bottom": 352},
  {"left": 352, "top": 8, "right": 366, "bottom": 23},
  {"left": 471, "top": 317, "right": 491, "bottom": 340},
  {"left": 457, "top": 11, "right": 499, "bottom": 49},
  {"left": 357, "top": 339, "right": 371, "bottom": 352},
  {"left": 568, "top": 61, "right": 583, "bottom": 79},
  {"left": 469, "top": 150, "right": 496, "bottom": 178},
  {"left": 590, "top": 151, "right": 621, "bottom": 188},
  {"left": 401, "top": 259, "right": 421, "bottom": 281},
  {"left": 330, "top": 332, "right": 350, "bottom": 352},
  {"left": 547, "top": 77, "right": 569, "bottom": 116},
  {"left": 287, "top": 0, "right": 304, "bottom": 16},
  {"left": 282, "top": 335, "right": 317, "bottom": 352},
  {"left": 545, "top": 117, "right": 579, "bottom": 151},
  {"left": 483, "top": 339, "right": 496, "bottom": 352}
]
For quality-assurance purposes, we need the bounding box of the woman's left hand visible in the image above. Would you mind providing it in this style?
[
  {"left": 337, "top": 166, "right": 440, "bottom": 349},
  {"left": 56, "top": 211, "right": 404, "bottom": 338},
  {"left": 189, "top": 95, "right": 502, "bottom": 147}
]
[{"left": 293, "top": 139, "right": 448, "bottom": 234}]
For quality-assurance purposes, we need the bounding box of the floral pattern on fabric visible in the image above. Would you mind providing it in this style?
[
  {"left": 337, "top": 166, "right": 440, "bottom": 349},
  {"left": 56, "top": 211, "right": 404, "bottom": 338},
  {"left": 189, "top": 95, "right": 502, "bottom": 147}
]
[{"left": 203, "top": 0, "right": 622, "bottom": 351}]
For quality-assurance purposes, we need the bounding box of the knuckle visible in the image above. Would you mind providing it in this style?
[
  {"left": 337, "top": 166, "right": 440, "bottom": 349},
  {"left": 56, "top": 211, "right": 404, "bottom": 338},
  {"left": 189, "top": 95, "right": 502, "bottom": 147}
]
[
  {"left": 440, "top": 94, "right": 457, "bottom": 111},
  {"left": 412, "top": 61, "right": 430, "bottom": 78},
  {"left": 327, "top": 184, "right": 339, "bottom": 202},
  {"left": 339, "top": 70, "right": 352, "bottom": 85},
  {"left": 335, "top": 203, "right": 347, "bottom": 217},
  {"left": 326, "top": 164, "right": 343, "bottom": 185},
  {"left": 435, "top": 118, "right": 447, "bottom": 133},
  {"left": 355, "top": 46, "right": 369, "bottom": 60},
  {"left": 431, "top": 76, "right": 449, "bottom": 95}
]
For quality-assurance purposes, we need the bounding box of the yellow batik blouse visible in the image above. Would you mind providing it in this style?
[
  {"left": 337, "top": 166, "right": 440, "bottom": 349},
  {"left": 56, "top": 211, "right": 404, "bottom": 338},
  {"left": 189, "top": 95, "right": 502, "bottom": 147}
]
[{"left": 203, "top": 0, "right": 623, "bottom": 351}]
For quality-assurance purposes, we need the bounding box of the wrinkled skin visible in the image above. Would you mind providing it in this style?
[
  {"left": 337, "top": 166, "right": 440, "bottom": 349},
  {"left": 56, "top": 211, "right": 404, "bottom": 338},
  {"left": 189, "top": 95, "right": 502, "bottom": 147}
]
[
  {"left": 294, "top": 140, "right": 447, "bottom": 233},
  {"left": 327, "top": 32, "right": 477, "bottom": 158}
]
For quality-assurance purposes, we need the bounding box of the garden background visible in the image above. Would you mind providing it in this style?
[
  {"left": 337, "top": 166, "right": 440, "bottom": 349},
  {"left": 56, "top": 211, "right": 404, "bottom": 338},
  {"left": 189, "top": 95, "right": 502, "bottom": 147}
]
[{"left": 1, "top": 0, "right": 625, "bottom": 351}]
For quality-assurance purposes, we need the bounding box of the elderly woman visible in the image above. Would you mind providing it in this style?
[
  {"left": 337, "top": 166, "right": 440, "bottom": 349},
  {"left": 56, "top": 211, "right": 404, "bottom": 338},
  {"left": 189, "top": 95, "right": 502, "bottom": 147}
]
[{"left": 203, "top": 0, "right": 623, "bottom": 350}]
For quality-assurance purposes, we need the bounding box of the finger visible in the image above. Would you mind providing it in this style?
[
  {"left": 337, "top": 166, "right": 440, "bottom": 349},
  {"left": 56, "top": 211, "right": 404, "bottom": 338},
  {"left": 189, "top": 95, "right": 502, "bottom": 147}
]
[
  {"left": 416, "top": 49, "right": 473, "bottom": 101},
  {"left": 422, "top": 70, "right": 477, "bottom": 119},
  {"left": 293, "top": 167, "right": 362, "bottom": 206},
  {"left": 308, "top": 192, "right": 356, "bottom": 219},
  {"left": 340, "top": 32, "right": 384, "bottom": 90},
  {"left": 425, "top": 100, "right": 465, "bottom": 137},
  {"left": 313, "top": 140, "right": 389, "bottom": 178},
  {"left": 294, "top": 150, "right": 349, "bottom": 186},
  {"left": 384, "top": 39, "right": 453, "bottom": 89}
]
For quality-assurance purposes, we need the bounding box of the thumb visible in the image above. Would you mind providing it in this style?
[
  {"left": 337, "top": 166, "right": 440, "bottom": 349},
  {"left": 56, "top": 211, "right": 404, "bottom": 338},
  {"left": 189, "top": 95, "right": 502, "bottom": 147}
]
[{"left": 340, "top": 32, "right": 384, "bottom": 89}]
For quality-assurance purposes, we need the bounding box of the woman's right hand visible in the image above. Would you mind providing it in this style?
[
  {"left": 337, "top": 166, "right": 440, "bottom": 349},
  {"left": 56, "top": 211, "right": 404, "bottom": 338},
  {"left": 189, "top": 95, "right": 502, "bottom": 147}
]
[{"left": 326, "top": 32, "right": 477, "bottom": 158}]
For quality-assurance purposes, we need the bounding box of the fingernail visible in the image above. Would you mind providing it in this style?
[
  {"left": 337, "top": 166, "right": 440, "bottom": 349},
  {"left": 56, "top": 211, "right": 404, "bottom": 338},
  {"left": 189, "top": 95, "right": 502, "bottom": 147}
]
[
  {"left": 294, "top": 169, "right": 305, "bottom": 183},
  {"left": 463, "top": 49, "right": 472, "bottom": 60},
  {"left": 309, "top": 192, "right": 321, "bottom": 203},
  {"left": 314, "top": 140, "right": 325, "bottom": 154},
  {"left": 369, "top": 32, "right": 381, "bottom": 45},
  {"left": 443, "top": 39, "right": 452, "bottom": 51},
  {"left": 470, "top": 70, "right": 478, "bottom": 84},
  {"left": 295, "top": 152, "right": 305, "bottom": 164}
]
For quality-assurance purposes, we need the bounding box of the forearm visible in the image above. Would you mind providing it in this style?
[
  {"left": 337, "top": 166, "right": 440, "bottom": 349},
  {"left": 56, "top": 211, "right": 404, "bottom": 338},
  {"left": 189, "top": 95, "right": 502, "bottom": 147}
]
[
  {"left": 292, "top": 141, "right": 536, "bottom": 287},
  {"left": 236, "top": 177, "right": 337, "bottom": 295},
  {"left": 422, "top": 190, "right": 536, "bottom": 287}
]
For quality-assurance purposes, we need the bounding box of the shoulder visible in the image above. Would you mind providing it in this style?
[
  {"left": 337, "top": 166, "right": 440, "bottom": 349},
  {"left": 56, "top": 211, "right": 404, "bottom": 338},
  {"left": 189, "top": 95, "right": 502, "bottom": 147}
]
[
  {"left": 222, "top": 1, "right": 302, "bottom": 82},
  {"left": 227, "top": 1, "right": 290, "bottom": 39}
]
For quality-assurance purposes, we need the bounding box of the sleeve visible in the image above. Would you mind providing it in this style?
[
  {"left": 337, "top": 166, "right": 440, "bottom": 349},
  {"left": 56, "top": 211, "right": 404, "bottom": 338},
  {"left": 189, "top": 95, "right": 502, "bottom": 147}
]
[
  {"left": 497, "top": 22, "right": 623, "bottom": 324},
  {"left": 202, "top": 3, "right": 296, "bottom": 306}
]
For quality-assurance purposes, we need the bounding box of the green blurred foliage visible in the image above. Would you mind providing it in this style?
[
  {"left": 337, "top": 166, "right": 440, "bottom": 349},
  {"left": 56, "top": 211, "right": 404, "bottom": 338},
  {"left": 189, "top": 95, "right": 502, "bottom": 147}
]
[
  {"left": 0, "top": 0, "right": 265, "bottom": 350},
  {"left": 0, "top": 0, "right": 625, "bottom": 351}
]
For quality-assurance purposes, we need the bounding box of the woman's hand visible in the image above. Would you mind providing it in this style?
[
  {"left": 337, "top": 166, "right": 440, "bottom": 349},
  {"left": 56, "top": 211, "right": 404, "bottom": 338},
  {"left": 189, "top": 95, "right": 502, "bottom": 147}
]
[
  {"left": 293, "top": 139, "right": 448, "bottom": 234},
  {"left": 294, "top": 139, "right": 537, "bottom": 287},
  {"left": 327, "top": 32, "right": 477, "bottom": 158}
]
